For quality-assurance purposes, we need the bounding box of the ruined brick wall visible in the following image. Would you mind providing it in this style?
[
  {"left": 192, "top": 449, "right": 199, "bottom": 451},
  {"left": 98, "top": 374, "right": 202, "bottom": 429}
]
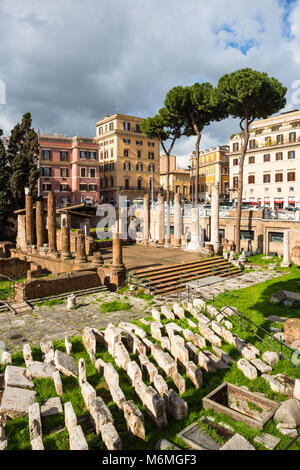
[
  {"left": 15, "top": 270, "right": 102, "bottom": 301},
  {"left": 0, "top": 258, "right": 29, "bottom": 280}
]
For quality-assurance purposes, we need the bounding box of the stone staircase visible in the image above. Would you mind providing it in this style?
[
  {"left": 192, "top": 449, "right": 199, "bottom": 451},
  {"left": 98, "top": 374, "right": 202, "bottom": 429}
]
[
  {"left": 5, "top": 300, "right": 33, "bottom": 315},
  {"left": 131, "top": 257, "right": 242, "bottom": 296}
]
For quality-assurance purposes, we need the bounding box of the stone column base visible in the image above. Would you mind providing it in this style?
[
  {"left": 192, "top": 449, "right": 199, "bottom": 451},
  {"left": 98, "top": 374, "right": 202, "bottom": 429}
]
[
  {"left": 281, "top": 261, "right": 292, "bottom": 268},
  {"left": 109, "top": 264, "right": 127, "bottom": 291}
]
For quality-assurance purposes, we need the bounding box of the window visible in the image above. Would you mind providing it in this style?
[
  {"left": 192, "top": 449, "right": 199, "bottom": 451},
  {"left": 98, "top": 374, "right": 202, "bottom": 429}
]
[
  {"left": 289, "top": 132, "right": 296, "bottom": 143},
  {"left": 110, "top": 149, "right": 114, "bottom": 157},
  {"left": 175, "top": 185, "right": 180, "bottom": 193},
  {"left": 123, "top": 122, "right": 130, "bottom": 131},
  {"left": 224, "top": 167, "right": 228, "bottom": 175},
  {"left": 42, "top": 167, "right": 51, "bottom": 177},
  {"left": 136, "top": 124, "right": 141, "bottom": 133},
  {"left": 109, "top": 122, "right": 114, "bottom": 131},
  {"left": 233, "top": 176, "right": 238, "bottom": 188},
  {"left": 137, "top": 178, "right": 142, "bottom": 190},
  {"left": 124, "top": 162, "right": 131, "bottom": 171},
  {"left": 137, "top": 150, "right": 142, "bottom": 159},
  {"left": 100, "top": 178, "right": 103, "bottom": 189},
  {"left": 42, "top": 183, "right": 51, "bottom": 192},
  {"left": 89, "top": 152, "right": 96, "bottom": 160},
  {"left": 248, "top": 175, "right": 255, "bottom": 184},
  {"left": 263, "top": 174, "right": 271, "bottom": 183},
  {"left": 136, "top": 163, "right": 143, "bottom": 171},
  {"left": 249, "top": 156, "right": 255, "bottom": 164},
  {"left": 290, "top": 187, "right": 294, "bottom": 192},
  {"left": 100, "top": 152, "right": 104, "bottom": 160},
  {"left": 136, "top": 140, "right": 143, "bottom": 146},
  {"left": 148, "top": 142, "right": 155, "bottom": 147},
  {"left": 269, "top": 232, "right": 284, "bottom": 243},
  {"left": 287, "top": 172, "right": 295, "bottom": 181},
  {"left": 275, "top": 173, "right": 283, "bottom": 182},
  {"left": 240, "top": 230, "right": 254, "bottom": 240},
  {"left": 233, "top": 158, "right": 238, "bottom": 166},
  {"left": 42, "top": 150, "right": 51, "bottom": 160},
  {"left": 80, "top": 168, "right": 86, "bottom": 178},
  {"left": 60, "top": 168, "right": 68, "bottom": 178},
  {"left": 233, "top": 143, "right": 239, "bottom": 152},
  {"left": 60, "top": 184, "right": 69, "bottom": 192},
  {"left": 79, "top": 184, "right": 88, "bottom": 191},
  {"left": 124, "top": 149, "right": 129, "bottom": 157},
  {"left": 265, "top": 136, "right": 271, "bottom": 145},
  {"left": 99, "top": 127, "right": 103, "bottom": 135},
  {"left": 89, "top": 184, "right": 97, "bottom": 192},
  {"left": 125, "top": 178, "right": 129, "bottom": 190},
  {"left": 276, "top": 152, "right": 283, "bottom": 160},
  {"left": 249, "top": 139, "right": 256, "bottom": 149},
  {"left": 110, "top": 162, "right": 114, "bottom": 170},
  {"left": 123, "top": 139, "right": 131, "bottom": 144},
  {"left": 277, "top": 134, "right": 283, "bottom": 144},
  {"left": 148, "top": 164, "right": 154, "bottom": 172},
  {"left": 288, "top": 150, "right": 295, "bottom": 159},
  {"left": 264, "top": 154, "right": 270, "bottom": 162},
  {"left": 219, "top": 229, "right": 225, "bottom": 240},
  {"left": 90, "top": 168, "right": 96, "bottom": 178},
  {"left": 110, "top": 176, "right": 114, "bottom": 187},
  {"left": 80, "top": 151, "right": 87, "bottom": 159},
  {"left": 60, "top": 151, "right": 68, "bottom": 161},
  {"left": 148, "top": 152, "right": 154, "bottom": 159}
]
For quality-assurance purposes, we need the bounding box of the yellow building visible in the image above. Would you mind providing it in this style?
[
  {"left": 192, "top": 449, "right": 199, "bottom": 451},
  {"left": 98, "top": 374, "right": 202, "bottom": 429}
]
[
  {"left": 160, "top": 168, "right": 191, "bottom": 201},
  {"left": 95, "top": 114, "right": 160, "bottom": 204},
  {"left": 189, "top": 145, "right": 230, "bottom": 203}
]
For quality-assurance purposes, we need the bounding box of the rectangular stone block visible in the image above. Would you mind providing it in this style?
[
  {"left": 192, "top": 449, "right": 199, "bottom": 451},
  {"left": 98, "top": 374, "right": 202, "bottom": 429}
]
[
  {"left": 89, "top": 397, "right": 114, "bottom": 434},
  {"left": 5, "top": 366, "right": 34, "bottom": 390},
  {"left": 64, "top": 401, "right": 77, "bottom": 434},
  {"left": 0, "top": 386, "right": 37, "bottom": 418},
  {"left": 81, "top": 382, "right": 96, "bottom": 411},
  {"left": 69, "top": 425, "right": 88, "bottom": 450}
]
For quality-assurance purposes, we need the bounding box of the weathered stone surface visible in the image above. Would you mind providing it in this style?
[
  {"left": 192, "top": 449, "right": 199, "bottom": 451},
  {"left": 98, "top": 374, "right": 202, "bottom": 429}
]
[
  {"left": 161, "top": 336, "right": 171, "bottom": 351},
  {"left": 69, "top": 425, "right": 88, "bottom": 450},
  {"left": 183, "top": 329, "right": 194, "bottom": 342},
  {"left": 251, "top": 358, "right": 272, "bottom": 374},
  {"left": 165, "top": 389, "right": 188, "bottom": 420},
  {"left": 44, "top": 348, "right": 55, "bottom": 365},
  {"left": 170, "top": 335, "right": 189, "bottom": 367},
  {"left": 253, "top": 433, "right": 280, "bottom": 450},
  {"left": 165, "top": 322, "right": 183, "bottom": 337},
  {"left": 204, "top": 350, "right": 229, "bottom": 369},
  {"left": 78, "top": 358, "right": 87, "bottom": 387},
  {"left": 293, "top": 379, "right": 300, "bottom": 400},
  {"left": 220, "top": 433, "right": 255, "bottom": 450},
  {"left": 185, "top": 342, "right": 199, "bottom": 362},
  {"left": 198, "top": 351, "right": 217, "bottom": 373},
  {"left": 65, "top": 336, "right": 72, "bottom": 355},
  {"left": 0, "top": 386, "right": 36, "bottom": 418},
  {"left": 123, "top": 400, "right": 145, "bottom": 440},
  {"left": 114, "top": 341, "right": 131, "bottom": 371},
  {"left": 191, "top": 333, "right": 206, "bottom": 349},
  {"left": 5, "top": 366, "right": 34, "bottom": 390},
  {"left": 146, "top": 361, "right": 158, "bottom": 382},
  {"left": 95, "top": 357, "right": 106, "bottom": 375},
  {"left": 104, "top": 324, "right": 123, "bottom": 356},
  {"left": 172, "top": 372, "right": 186, "bottom": 395},
  {"left": 161, "top": 305, "right": 175, "bottom": 320},
  {"left": 262, "top": 351, "right": 280, "bottom": 367},
  {"left": 31, "top": 436, "right": 44, "bottom": 450},
  {"left": 277, "top": 423, "right": 298, "bottom": 437},
  {"left": 101, "top": 422, "right": 122, "bottom": 450},
  {"left": 220, "top": 305, "right": 239, "bottom": 317},
  {"left": 23, "top": 344, "right": 33, "bottom": 368},
  {"left": 151, "top": 344, "right": 177, "bottom": 377},
  {"left": 274, "top": 398, "right": 300, "bottom": 428},
  {"left": 284, "top": 318, "right": 300, "bottom": 346},
  {"left": 223, "top": 320, "right": 233, "bottom": 330},
  {"left": 216, "top": 314, "right": 224, "bottom": 323},
  {"left": 153, "top": 374, "right": 168, "bottom": 397},
  {"left": 127, "top": 361, "right": 142, "bottom": 386},
  {"left": 206, "top": 305, "right": 219, "bottom": 317},
  {"left": 1, "top": 352, "right": 12, "bottom": 365},
  {"left": 90, "top": 397, "right": 114, "bottom": 434},
  {"left": 187, "top": 318, "right": 197, "bottom": 328},
  {"left": 155, "top": 439, "right": 181, "bottom": 450},
  {"left": 196, "top": 313, "right": 211, "bottom": 325},
  {"left": 108, "top": 382, "right": 126, "bottom": 410},
  {"left": 262, "top": 374, "right": 286, "bottom": 394},
  {"left": 198, "top": 323, "right": 221, "bottom": 347},
  {"left": 64, "top": 401, "right": 77, "bottom": 433},
  {"left": 132, "top": 336, "right": 146, "bottom": 356},
  {"left": 172, "top": 302, "right": 185, "bottom": 319},
  {"left": 29, "top": 402, "right": 42, "bottom": 440},
  {"left": 141, "top": 337, "right": 153, "bottom": 355},
  {"left": 151, "top": 324, "right": 162, "bottom": 342},
  {"left": 186, "top": 361, "right": 203, "bottom": 388},
  {"left": 41, "top": 397, "right": 63, "bottom": 417},
  {"left": 139, "top": 318, "right": 149, "bottom": 326},
  {"left": 212, "top": 346, "right": 234, "bottom": 365},
  {"left": 25, "top": 361, "right": 57, "bottom": 380},
  {"left": 151, "top": 308, "right": 161, "bottom": 321},
  {"left": 234, "top": 336, "right": 257, "bottom": 360},
  {"left": 40, "top": 340, "right": 54, "bottom": 355},
  {"left": 54, "top": 350, "right": 78, "bottom": 378},
  {"left": 237, "top": 359, "right": 257, "bottom": 380},
  {"left": 193, "top": 298, "right": 206, "bottom": 310},
  {"left": 82, "top": 327, "right": 96, "bottom": 359},
  {"left": 81, "top": 382, "right": 96, "bottom": 411}
]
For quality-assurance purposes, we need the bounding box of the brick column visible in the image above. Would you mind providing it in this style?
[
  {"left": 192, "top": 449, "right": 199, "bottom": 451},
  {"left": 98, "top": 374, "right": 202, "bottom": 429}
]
[
  {"left": 25, "top": 188, "right": 34, "bottom": 246},
  {"left": 36, "top": 199, "right": 45, "bottom": 249},
  {"left": 173, "top": 193, "right": 181, "bottom": 247},
  {"left": 61, "top": 226, "right": 72, "bottom": 259},
  {"left": 210, "top": 182, "right": 220, "bottom": 253},
  {"left": 47, "top": 192, "right": 57, "bottom": 253},
  {"left": 143, "top": 193, "right": 149, "bottom": 243},
  {"left": 158, "top": 194, "right": 164, "bottom": 245},
  {"left": 75, "top": 229, "right": 87, "bottom": 263}
]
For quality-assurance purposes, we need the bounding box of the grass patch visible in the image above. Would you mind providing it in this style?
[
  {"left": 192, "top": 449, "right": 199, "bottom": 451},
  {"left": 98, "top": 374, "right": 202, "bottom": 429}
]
[
  {"left": 99, "top": 301, "right": 131, "bottom": 313},
  {"left": 35, "top": 298, "right": 65, "bottom": 307},
  {"left": 0, "top": 281, "right": 15, "bottom": 300}
]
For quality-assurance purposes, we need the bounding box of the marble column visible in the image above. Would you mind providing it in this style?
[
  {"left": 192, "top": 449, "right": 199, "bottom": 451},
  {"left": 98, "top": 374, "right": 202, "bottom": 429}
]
[
  {"left": 112, "top": 219, "right": 123, "bottom": 267},
  {"left": 173, "top": 193, "right": 181, "bottom": 247},
  {"left": 143, "top": 194, "right": 150, "bottom": 243},
  {"left": 211, "top": 182, "right": 220, "bottom": 253},
  {"left": 36, "top": 199, "right": 45, "bottom": 249},
  {"left": 61, "top": 226, "right": 72, "bottom": 259},
  {"left": 75, "top": 229, "right": 87, "bottom": 263},
  {"left": 47, "top": 192, "right": 57, "bottom": 253},
  {"left": 25, "top": 187, "right": 34, "bottom": 246},
  {"left": 281, "top": 230, "right": 292, "bottom": 267},
  {"left": 110, "top": 218, "right": 126, "bottom": 290},
  {"left": 158, "top": 194, "right": 164, "bottom": 245}
]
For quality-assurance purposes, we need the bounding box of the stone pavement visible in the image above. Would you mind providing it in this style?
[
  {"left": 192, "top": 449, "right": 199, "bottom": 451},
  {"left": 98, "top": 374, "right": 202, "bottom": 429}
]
[{"left": 0, "top": 291, "right": 163, "bottom": 353}]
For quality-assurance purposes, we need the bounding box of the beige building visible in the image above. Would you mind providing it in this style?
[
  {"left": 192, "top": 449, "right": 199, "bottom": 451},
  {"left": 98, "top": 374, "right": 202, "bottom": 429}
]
[
  {"left": 160, "top": 166, "right": 191, "bottom": 201},
  {"left": 229, "top": 109, "right": 300, "bottom": 209},
  {"left": 95, "top": 114, "right": 160, "bottom": 205},
  {"left": 189, "top": 145, "right": 230, "bottom": 203}
]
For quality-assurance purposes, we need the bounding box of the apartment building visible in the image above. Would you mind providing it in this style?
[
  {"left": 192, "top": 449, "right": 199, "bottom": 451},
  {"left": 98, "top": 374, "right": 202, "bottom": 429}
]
[
  {"left": 229, "top": 109, "right": 300, "bottom": 209},
  {"left": 160, "top": 155, "right": 191, "bottom": 201},
  {"left": 189, "top": 145, "right": 230, "bottom": 203},
  {"left": 95, "top": 114, "right": 160, "bottom": 205},
  {"left": 38, "top": 134, "right": 99, "bottom": 208}
]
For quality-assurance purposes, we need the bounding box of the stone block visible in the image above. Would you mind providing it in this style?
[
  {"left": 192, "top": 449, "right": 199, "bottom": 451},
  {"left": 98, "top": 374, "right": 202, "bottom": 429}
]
[
  {"left": 146, "top": 361, "right": 158, "bottom": 382},
  {"left": 253, "top": 433, "right": 280, "bottom": 450},
  {"left": 161, "top": 336, "right": 171, "bottom": 351},
  {"left": 151, "top": 324, "right": 162, "bottom": 342},
  {"left": 151, "top": 308, "right": 161, "bottom": 321},
  {"left": 28, "top": 402, "right": 42, "bottom": 440},
  {"left": 69, "top": 425, "right": 88, "bottom": 450},
  {"left": 261, "top": 374, "right": 286, "bottom": 394},
  {"left": 41, "top": 397, "right": 63, "bottom": 417},
  {"left": 212, "top": 346, "right": 234, "bottom": 365},
  {"left": 161, "top": 305, "right": 175, "bottom": 320},
  {"left": 164, "top": 389, "right": 188, "bottom": 420},
  {"left": 123, "top": 400, "right": 145, "bottom": 440},
  {"left": 40, "top": 340, "right": 54, "bottom": 355},
  {"left": 155, "top": 439, "right": 181, "bottom": 450},
  {"left": 185, "top": 342, "right": 199, "bottom": 362},
  {"left": 65, "top": 336, "right": 72, "bottom": 355},
  {"left": 1, "top": 352, "right": 11, "bottom": 365},
  {"left": 90, "top": 397, "right": 114, "bottom": 434},
  {"left": 101, "top": 422, "right": 122, "bottom": 450},
  {"left": 187, "top": 318, "right": 197, "bottom": 328},
  {"left": 141, "top": 337, "right": 153, "bottom": 355},
  {"left": 276, "top": 424, "right": 298, "bottom": 438},
  {"left": 95, "top": 357, "right": 106, "bottom": 375},
  {"left": 262, "top": 351, "right": 280, "bottom": 367},
  {"left": 82, "top": 327, "right": 96, "bottom": 359},
  {"left": 114, "top": 341, "right": 131, "bottom": 371},
  {"left": 23, "top": 344, "right": 33, "bottom": 368},
  {"left": 81, "top": 382, "right": 96, "bottom": 411},
  {"left": 31, "top": 436, "right": 44, "bottom": 450},
  {"left": 151, "top": 344, "right": 177, "bottom": 377},
  {"left": 186, "top": 361, "right": 203, "bottom": 388},
  {"left": 64, "top": 401, "right": 77, "bottom": 433},
  {"left": 153, "top": 374, "right": 168, "bottom": 397},
  {"left": 183, "top": 329, "right": 194, "bottom": 342},
  {"left": 204, "top": 350, "right": 229, "bottom": 369},
  {"left": 172, "top": 302, "right": 185, "bottom": 319},
  {"left": 206, "top": 305, "right": 219, "bottom": 317},
  {"left": 191, "top": 333, "right": 206, "bottom": 349},
  {"left": 127, "top": 361, "right": 142, "bottom": 386},
  {"left": 220, "top": 433, "right": 255, "bottom": 450},
  {"left": 172, "top": 372, "right": 186, "bottom": 395},
  {"left": 54, "top": 350, "right": 78, "bottom": 378},
  {"left": 52, "top": 370, "right": 63, "bottom": 397},
  {"left": 274, "top": 398, "right": 300, "bottom": 428},
  {"left": 5, "top": 366, "right": 34, "bottom": 390},
  {"left": 237, "top": 359, "right": 257, "bottom": 380},
  {"left": 251, "top": 358, "right": 272, "bottom": 374},
  {"left": 108, "top": 382, "right": 126, "bottom": 410},
  {"left": 198, "top": 351, "right": 217, "bottom": 373},
  {"left": 193, "top": 298, "right": 206, "bottom": 310},
  {"left": 78, "top": 358, "right": 87, "bottom": 387},
  {"left": 293, "top": 379, "right": 300, "bottom": 400},
  {"left": 0, "top": 386, "right": 36, "bottom": 418},
  {"left": 104, "top": 324, "right": 123, "bottom": 356},
  {"left": 143, "top": 386, "right": 168, "bottom": 429}
]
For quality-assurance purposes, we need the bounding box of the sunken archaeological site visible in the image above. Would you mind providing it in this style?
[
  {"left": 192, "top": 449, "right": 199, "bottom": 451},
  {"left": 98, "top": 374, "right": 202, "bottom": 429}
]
[{"left": 0, "top": 187, "right": 300, "bottom": 452}]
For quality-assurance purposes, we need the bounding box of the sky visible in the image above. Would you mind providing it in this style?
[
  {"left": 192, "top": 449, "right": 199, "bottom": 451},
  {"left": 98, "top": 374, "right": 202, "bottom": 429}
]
[{"left": 1, "top": 0, "right": 300, "bottom": 167}]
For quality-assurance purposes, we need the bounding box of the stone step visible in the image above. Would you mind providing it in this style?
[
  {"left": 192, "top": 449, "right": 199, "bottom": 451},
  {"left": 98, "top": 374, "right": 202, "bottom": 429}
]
[{"left": 134, "top": 257, "right": 222, "bottom": 276}]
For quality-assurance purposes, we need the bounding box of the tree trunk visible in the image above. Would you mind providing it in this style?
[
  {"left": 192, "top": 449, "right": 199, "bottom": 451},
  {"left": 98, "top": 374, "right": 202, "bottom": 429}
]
[
  {"left": 193, "top": 129, "right": 201, "bottom": 209},
  {"left": 166, "top": 153, "right": 170, "bottom": 244},
  {"left": 235, "top": 118, "right": 249, "bottom": 254}
]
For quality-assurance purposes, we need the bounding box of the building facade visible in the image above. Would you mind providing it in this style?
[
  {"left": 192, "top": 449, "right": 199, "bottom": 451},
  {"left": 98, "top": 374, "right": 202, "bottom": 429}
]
[
  {"left": 160, "top": 167, "right": 191, "bottom": 202},
  {"left": 189, "top": 145, "right": 230, "bottom": 203},
  {"left": 95, "top": 114, "right": 160, "bottom": 205},
  {"left": 229, "top": 109, "right": 300, "bottom": 209}
]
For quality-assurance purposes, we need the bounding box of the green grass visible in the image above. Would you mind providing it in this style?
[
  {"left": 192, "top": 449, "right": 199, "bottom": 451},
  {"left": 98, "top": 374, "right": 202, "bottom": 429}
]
[
  {"left": 0, "top": 281, "right": 15, "bottom": 300},
  {"left": 248, "top": 254, "right": 281, "bottom": 266},
  {"left": 98, "top": 300, "right": 131, "bottom": 313},
  {"left": 35, "top": 298, "right": 65, "bottom": 307}
]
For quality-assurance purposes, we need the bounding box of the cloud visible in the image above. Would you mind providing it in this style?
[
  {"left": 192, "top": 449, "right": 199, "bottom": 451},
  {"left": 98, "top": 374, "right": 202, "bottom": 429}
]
[{"left": 0, "top": 0, "right": 300, "bottom": 170}]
